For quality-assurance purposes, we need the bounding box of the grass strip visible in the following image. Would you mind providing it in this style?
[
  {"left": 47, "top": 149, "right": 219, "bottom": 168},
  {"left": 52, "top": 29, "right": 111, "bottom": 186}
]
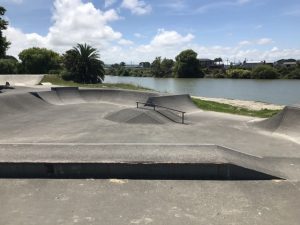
[{"left": 192, "top": 98, "right": 280, "bottom": 118}]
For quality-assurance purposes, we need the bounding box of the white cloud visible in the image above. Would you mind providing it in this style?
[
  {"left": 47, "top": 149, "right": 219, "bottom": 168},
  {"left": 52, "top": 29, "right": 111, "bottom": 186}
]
[
  {"left": 150, "top": 29, "right": 194, "bottom": 47},
  {"left": 118, "top": 39, "right": 134, "bottom": 45},
  {"left": 104, "top": 0, "right": 117, "bottom": 8},
  {"left": 5, "top": 0, "right": 122, "bottom": 57},
  {"left": 134, "top": 33, "right": 146, "bottom": 38},
  {"left": 239, "top": 40, "right": 251, "bottom": 46},
  {"left": 238, "top": 38, "right": 274, "bottom": 46},
  {"left": 132, "top": 29, "right": 195, "bottom": 61},
  {"left": 257, "top": 38, "right": 273, "bottom": 45},
  {"left": 121, "top": 0, "right": 152, "bottom": 15}
]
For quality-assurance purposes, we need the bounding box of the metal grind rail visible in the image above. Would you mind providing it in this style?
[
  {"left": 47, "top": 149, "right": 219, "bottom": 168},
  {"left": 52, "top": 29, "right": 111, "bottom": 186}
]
[{"left": 136, "top": 102, "right": 186, "bottom": 124}]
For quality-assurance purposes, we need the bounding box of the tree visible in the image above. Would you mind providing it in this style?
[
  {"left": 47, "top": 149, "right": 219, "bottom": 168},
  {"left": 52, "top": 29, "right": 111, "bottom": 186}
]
[
  {"left": 0, "top": 6, "right": 10, "bottom": 58},
  {"left": 139, "top": 62, "right": 151, "bottom": 68},
  {"left": 18, "top": 47, "right": 61, "bottom": 74},
  {"left": 161, "top": 58, "right": 174, "bottom": 77},
  {"left": 174, "top": 49, "right": 203, "bottom": 78},
  {"left": 0, "top": 58, "right": 19, "bottom": 74},
  {"left": 251, "top": 65, "right": 279, "bottom": 79},
  {"left": 151, "top": 57, "right": 174, "bottom": 78},
  {"left": 63, "top": 43, "right": 104, "bottom": 83},
  {"left": 151, "top": 57, "right": 162, "bottom": 77},
  {"left": 214, "top": 57, "right": 223, "bottom": 65}
]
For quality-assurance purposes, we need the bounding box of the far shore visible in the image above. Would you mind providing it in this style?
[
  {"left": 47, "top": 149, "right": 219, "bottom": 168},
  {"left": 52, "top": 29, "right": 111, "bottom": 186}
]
[{"left": 192, "top": 96, "right": 284, "bottom": 111}]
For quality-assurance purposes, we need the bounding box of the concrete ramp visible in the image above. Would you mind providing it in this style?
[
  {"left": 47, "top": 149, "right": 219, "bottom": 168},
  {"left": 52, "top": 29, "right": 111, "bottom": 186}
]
[
  {"left": 0, "top": 75, "right": 44, "bottom": 86},
  {"left": 146, "top": 94, "right": 200, "bottom": 113},
  {"left": 51, "top": 87, "right": 86, "bottom": 104},
  {"left": 256, "top": 106, "right": 300, "bottom": 140},
  {"left": 0, "top": 143, "right": 284, "bottom": 180},
  {"left": 36, "top": 87, "right": 159, "bottom": 107},
  {"left": 0, "top": 92, "right": 49, "bottom": 115},
  {"left": 105, "top": 108, "right": 169, "bottom": 124}
]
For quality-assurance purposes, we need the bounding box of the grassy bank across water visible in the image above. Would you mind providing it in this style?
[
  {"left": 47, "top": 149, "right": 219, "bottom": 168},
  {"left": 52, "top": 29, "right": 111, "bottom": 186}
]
[
  {"left": 192, "top": 98, "right": 280, "bottom": 118},
  {"left": 42, "top": 75, "right": 280, "bottom": 118}
]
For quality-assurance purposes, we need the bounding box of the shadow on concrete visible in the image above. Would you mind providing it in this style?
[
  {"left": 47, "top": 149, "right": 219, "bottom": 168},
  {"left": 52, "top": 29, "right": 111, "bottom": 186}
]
[{"left": 0, "top": 162, "right": 283, "bottom": 180}]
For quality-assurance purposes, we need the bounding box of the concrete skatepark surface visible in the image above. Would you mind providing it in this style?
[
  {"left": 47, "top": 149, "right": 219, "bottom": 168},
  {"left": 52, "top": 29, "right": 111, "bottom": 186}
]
[
  {"left": 0, "top": 74, "right": 44, "bottom": 86},
  {"left": 0, "top": 86, "right": 300, "bottom": 224}
]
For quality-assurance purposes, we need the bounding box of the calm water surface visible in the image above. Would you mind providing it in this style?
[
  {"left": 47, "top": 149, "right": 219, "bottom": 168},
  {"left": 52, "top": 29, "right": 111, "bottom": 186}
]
[{"left": 104, "top": 76, "right": 300, "bottom": 105}]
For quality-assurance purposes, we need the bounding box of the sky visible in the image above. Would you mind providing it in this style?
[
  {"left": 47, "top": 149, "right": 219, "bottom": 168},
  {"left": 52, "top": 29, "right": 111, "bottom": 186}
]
[{"left": 1, "top": 0, "right": 300, "bottom": 64}]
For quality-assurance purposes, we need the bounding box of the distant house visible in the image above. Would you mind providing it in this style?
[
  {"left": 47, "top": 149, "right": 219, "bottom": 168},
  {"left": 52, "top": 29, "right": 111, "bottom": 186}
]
[
  {"left": 199, "top": 59, "right": 214, "bottom": 68},
  {"left": 242, "top": 60, "right": 272, "bottom": 69},
  {"left": 124, "top": 64, "right": 142, "bottom": 69},
  {"left": 282, "top": 62, "right": 297, "bottom": 67},
  {"left": 274, "top": 59, "right": 298, "bottom": 68}
]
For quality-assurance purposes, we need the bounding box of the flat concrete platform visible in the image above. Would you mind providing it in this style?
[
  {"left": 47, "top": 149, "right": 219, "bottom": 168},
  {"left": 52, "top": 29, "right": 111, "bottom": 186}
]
[
  {"left": 0, "top": 86, "right": 300, "bottom": 224},
  {"left": 1, "top": 179, "right": 300, "bottom": 225}
]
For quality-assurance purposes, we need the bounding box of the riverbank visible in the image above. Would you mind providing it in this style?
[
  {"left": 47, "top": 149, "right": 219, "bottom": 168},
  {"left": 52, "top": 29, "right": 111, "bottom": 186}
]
[{"left": 193, "top": 96, "right": 284, "bottom": 111}]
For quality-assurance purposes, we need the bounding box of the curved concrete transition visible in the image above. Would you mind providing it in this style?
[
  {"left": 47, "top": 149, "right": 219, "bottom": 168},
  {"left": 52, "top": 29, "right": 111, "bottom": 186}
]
[
  {"left": 0, "top": 74, "right": 44, "bottom": 86},
  {"left": 255, "top": 106, "right": 300, "bottom": 140},
  {"left": 1, "top": 86, "right": 300, "bottom": 225}
]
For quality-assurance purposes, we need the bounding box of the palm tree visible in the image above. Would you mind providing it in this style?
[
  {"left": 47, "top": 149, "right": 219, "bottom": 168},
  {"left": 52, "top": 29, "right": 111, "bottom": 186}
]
[{"left": 63, "top": 43, "right": 105, "bottom": 83}]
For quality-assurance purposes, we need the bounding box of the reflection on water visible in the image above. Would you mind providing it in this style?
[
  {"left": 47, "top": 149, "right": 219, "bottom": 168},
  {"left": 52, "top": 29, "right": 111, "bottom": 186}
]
[{"left": 104, "top": 76, "right": 300, "bottom": 105}]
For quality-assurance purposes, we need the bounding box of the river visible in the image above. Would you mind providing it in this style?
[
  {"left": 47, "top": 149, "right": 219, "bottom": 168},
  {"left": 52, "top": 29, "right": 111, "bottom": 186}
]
[{"left": 104, "top": 76, "right": 300, "bottom": 105}]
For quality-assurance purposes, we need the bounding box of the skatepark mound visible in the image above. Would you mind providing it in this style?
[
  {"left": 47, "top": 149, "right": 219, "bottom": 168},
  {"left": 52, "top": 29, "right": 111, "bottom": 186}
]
[
  {"left": 255, "top": 105, "right": 300, "bottom": 141},
  {"left": 105, "top": 108, "right": 170, "bottom": 124}
]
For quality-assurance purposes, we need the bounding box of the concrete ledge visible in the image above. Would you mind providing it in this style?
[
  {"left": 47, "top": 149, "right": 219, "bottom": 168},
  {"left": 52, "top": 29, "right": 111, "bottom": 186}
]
[{"left": 0, "top": 143, "right": 284, "bottom": 180}]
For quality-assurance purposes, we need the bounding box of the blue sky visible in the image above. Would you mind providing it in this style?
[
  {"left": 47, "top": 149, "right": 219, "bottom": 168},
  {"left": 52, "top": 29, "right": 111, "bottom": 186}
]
[{"left": 1, "top": 0, "right": 300, "bottom": 63}]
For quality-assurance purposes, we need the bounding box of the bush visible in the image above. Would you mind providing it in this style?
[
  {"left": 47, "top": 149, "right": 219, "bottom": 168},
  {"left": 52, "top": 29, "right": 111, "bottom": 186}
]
[
  {"left": 227, "top": 69, "right": 251, "bottom": 79},
  {"left": 0, "top": 59, "right": 19, "bottom": 74},
  {"left": 285, "top": 68, "right": 300, "bottom": 79},
  {"left": 60, "top": 70, "right": 74, "bottom": 81},
  {"left": 251, "top": 65, "right": 279, "bottom": 79}
]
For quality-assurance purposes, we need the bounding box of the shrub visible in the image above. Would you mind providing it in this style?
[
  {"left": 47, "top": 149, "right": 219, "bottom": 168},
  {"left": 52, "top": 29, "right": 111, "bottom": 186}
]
[
  {"left": 285, "top": 68, "right": 300, "bottom": 79},
  {"left": 227, "top": 69, "right": 251, "bottom": 79},
  {"left": 251, "top": 65, "right": 279, "bottom": 79}
]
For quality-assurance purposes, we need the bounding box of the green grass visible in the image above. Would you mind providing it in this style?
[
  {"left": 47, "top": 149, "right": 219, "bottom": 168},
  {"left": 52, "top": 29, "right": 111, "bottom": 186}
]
[
  {"left": 192, "top": 98, "right": 280, "bottom": 118},
  {"left": 41, "top": 74, "right": 153, "bottom": 91}
]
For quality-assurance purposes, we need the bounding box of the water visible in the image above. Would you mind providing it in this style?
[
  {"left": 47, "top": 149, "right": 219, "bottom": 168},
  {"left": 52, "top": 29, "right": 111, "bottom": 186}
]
[{"left": 104, "top": 76, "right": 300, "bottom": 105}]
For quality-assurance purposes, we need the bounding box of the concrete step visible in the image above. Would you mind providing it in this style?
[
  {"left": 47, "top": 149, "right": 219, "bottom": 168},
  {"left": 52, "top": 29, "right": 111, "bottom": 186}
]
[{"left": 0, "top": 143, "right": 284, "bottom": 180}]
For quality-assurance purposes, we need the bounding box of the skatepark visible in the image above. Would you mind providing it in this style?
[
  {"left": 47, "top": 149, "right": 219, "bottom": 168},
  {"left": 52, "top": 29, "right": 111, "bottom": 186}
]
[{"left": 0, "top": 78, "right": 300, "bottom": 224}]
